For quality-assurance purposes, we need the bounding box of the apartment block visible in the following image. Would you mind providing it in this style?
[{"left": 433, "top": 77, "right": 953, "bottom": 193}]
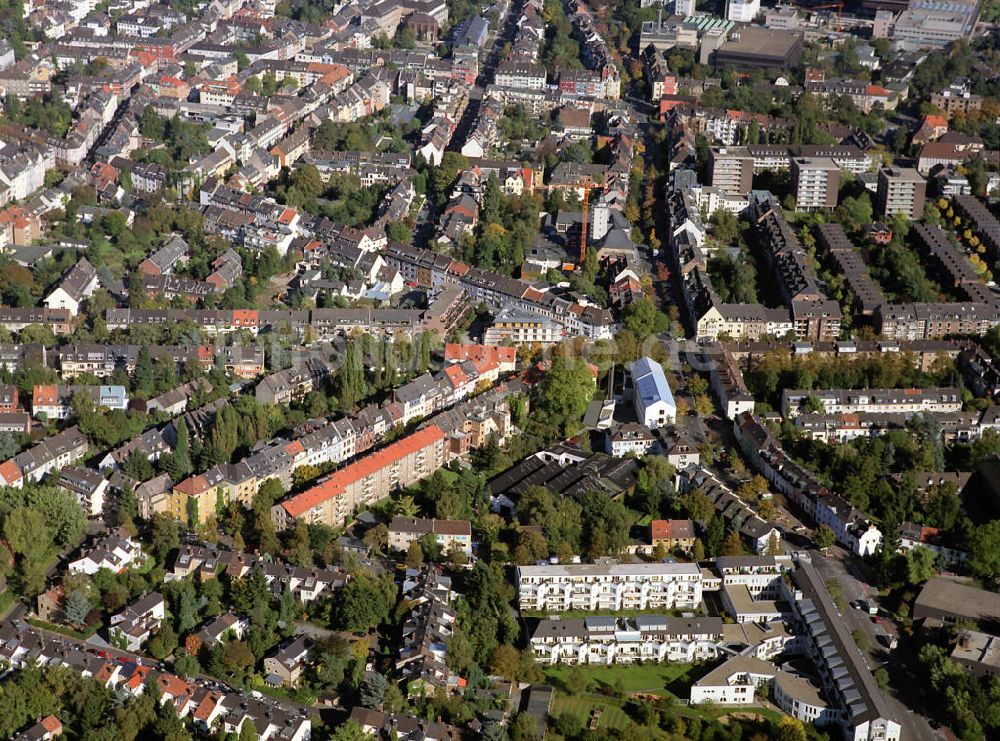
[
  {"left": 709, "top": 147, "right": 754, "bottom": 196},
  {"left": 781, "top": 387, "right": 962, "bottom": 418},
  {"left": 274, "top": 425, "right": 447, "bottom": 529},
  {"left": 531, "top": 615, "right": 724, "bottom": 665},
  {"left": 876, "top": 166, "right": 926, "bottom": 219},
  {"left": 388, "top": 516, "right": 473, "bottom": 557},
  {"left": 516, "top": 560, "right": 703, "bottom": 613},
  {"left": 791, "top": 157, "right": 839, "bottom": 211}
]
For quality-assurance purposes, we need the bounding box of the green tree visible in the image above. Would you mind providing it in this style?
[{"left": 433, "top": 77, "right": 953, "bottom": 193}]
[
  {"left": 385, "top": 220, "right": 412, "bottom": 244},
  {"left": 149, "top": 513, "right": 179, "bottom": 564},
  {"left": 814, "top": 524, "right": 836, "bottom": 551},
  {"left": 534, "top": 354, "right": 594, "bottom": 433},
  {"left": 360, "top": 671, "right": 387, "bottom": 708},
  {"left": 63, "top": 590, "right": 91, "bottom": 626},
  {"left": 133, "top": 345, "right": 155, "bottom": 397},
  {"left": 147, "top": 622, "right": 178, "bottom": 659},
  {"left": 969, "top": 520, "right": 1000, "bottom": 583},
  {"left": 331, "top": 572, "right": 395, "bottom": 634},
  {"left": 337, "top": 341, "right": 366, "bottom": 411},
  {"left": 173, "top": 417, "right": 191, "bottom": 477},
  {"left": 721, "top": 529, "right": 745, "bottom": 556},
  {"left": 622, "top": 296, "right": 668, "bottom": 340}
]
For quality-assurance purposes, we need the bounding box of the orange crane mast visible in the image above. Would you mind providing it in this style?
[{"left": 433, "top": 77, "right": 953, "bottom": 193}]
[
  {"left": 534, "top": 182, "right": 595, "bottom": 265},
  {"left": 812, "top": 1, "right": 844, "bottom": 33}
]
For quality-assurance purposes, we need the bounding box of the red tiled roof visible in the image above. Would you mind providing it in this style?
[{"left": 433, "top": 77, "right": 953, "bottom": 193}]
[
  {"left": 281, "top": 425, "right": 445, "bottom": 518},
  {"left": 443, "top": 365, "right": 468, "bottom": 387},
  {"left": 174, "top": 475, "right": 210, "bottom": 497},
  {"left": 32, "top": 384, "right": 58, "bottom": 407},
  {"left": 0, "top": 459, "right": 21, "bottom": 484},
  {"left": 40, "top": 716, "right": 62, "bottom": 733}
]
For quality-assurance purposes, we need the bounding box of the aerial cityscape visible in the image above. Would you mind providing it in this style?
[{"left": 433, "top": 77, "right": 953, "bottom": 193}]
[{"left": 0, "top": 0, "right": 998, "bottom": 739}]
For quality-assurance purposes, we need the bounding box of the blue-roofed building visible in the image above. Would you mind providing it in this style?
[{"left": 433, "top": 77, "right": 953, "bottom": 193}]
[{"left": 629, "top": 357, "right": 676, "bottom": 429}]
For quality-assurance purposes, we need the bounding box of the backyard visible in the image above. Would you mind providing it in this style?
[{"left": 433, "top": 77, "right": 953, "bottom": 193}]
[{"left": 543, "top": 663, "right": 786, "bottom": 738}]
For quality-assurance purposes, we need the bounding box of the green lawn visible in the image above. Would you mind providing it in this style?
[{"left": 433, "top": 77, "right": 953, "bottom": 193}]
[
  {"left": 544, "top": 662, "right": 697, "bottom": 696},
  {"left": 550, "top": 695, "right": 653, "bottom": 736}
]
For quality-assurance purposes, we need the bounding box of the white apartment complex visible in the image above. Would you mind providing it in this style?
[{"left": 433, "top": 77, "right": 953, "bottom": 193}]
[
  {"left": 516, "top": 560, "right": 703, "bottom": 612},
  {"left": 531, "top": 615, "right": 724, "bottom": 665}
]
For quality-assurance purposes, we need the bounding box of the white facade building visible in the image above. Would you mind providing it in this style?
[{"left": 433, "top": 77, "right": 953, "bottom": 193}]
[
  {"left": 531, "top": 615, "right": 724, "bottom": 665},
  {"left": 516, "top": 560, "right": 703, "bottom": 612},
  {"left": 629, "top": 356, "right": 677, "bottom": 429}
]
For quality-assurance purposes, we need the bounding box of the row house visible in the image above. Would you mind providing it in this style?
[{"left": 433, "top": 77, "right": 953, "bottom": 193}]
[
  {"left": 675, "top": 466, "right": 782, "bottom": 554},
  {"left": 566, "top": 1, "right": 621, "bottom": 99},
  {"left": 142, "top": 274, "right": 219, "bottom": 302},
  {"left": 1, "top": 426, "right": 89, "bottom": 486},
  {"left": 780, "top": 386, "right": 962, "bottom": 418},
  {"left": 0, "top": 623, "right": 311, "bottom": 740},
  {"left": 793, "top": 408, "right": 994, "bottom": 445},
  {"left": 494, "top": 61, "right": 546, "bottom": 90},
  {"left": 783, "top": 562, "right": 902, "bottom": 740},
  {"left": 876, "top": 301, "right": 1000, "bottom": 341},
  {"left": 384, "top": 243, "right": 615, "bottom": 339},
  {"left": 733, "top": 412, "right": 883, "bottom": 556},
  {"left": 804, "top": 77, "right": 895, "bottom": 113},
  {"left": 169, "top": 543, "right": 347, "bottom": 605},
  {"left": 531, "top": 615, "right": 724, "bottom": 665},
  {"left": 396, "top": 567, "right": 460, "bottom": 697},
  {"left": 31, "top": 384, "right": 129, "bottom": 420}
]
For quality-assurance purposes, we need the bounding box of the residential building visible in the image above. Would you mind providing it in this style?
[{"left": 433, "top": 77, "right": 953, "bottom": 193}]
[
  {"left": 605, "top": 422, "right": 657, "bottom": 457},
  {"left": 649, "top": 519, "right": 696, "bottom": 552},
  {"left": 264, "top": 636, "right": 310, "bottom": 688},
  {"left": 531, "top": 615, "right": 724, "bottom": 665},
  {"left": 396, "top": 567, "right": 460, "bottom": 696},
  {"left": 274, "top": 425, "right": 448, "bottom": 530},
  {"left": 108, "top": 592, "right": 166, "bottom": 652},
  {"left": 68, "top": 531, "right": 143, "bottom": 575},
  {"left": 710, "top": 147, "right": 754, "bottom": 196},
  {"left": 784, "top": 561, "right": 901, "bottom": 741},
  {"left": 57, "top": 466, "right": 109, "bottom": 517},
  {"left": 876, "top": 167, "right": 926, "bottom": 220},
  {"left": 791, "top": 157, "right": 839, "bottom": 211},
  {"left": 516, "top": 560, "right": 703, "bottom": 613},
  {"left": 781, "top": 387, "right": 962, "bottom": 418},
  {"left": 388, "top": 517, "right": 473, "bottom": 557},
  {"left": 43, "top": 258, "right": 98, "bottom": 316}
]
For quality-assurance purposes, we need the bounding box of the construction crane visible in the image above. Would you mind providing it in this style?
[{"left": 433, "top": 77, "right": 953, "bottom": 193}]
[
  {"left": 812, "top": 1, "right": 844, "bottom": 33},
  {"left": 534, "top": 181, "right": 596, "bottom": 265}
]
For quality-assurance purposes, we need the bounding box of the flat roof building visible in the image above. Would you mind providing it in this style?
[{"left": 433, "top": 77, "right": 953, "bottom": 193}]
[
  {"left": 710, "top": 27, "right": 804, "bottom": 70},
  {"left": 876, "top": 166, "right": 926, "bottom": 220},
  {"left": 914, "top": 577, "right": 1000, "bottom": 631},
  {"left": 791, "top": 157, "right": 839, "bottom": 211}
]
